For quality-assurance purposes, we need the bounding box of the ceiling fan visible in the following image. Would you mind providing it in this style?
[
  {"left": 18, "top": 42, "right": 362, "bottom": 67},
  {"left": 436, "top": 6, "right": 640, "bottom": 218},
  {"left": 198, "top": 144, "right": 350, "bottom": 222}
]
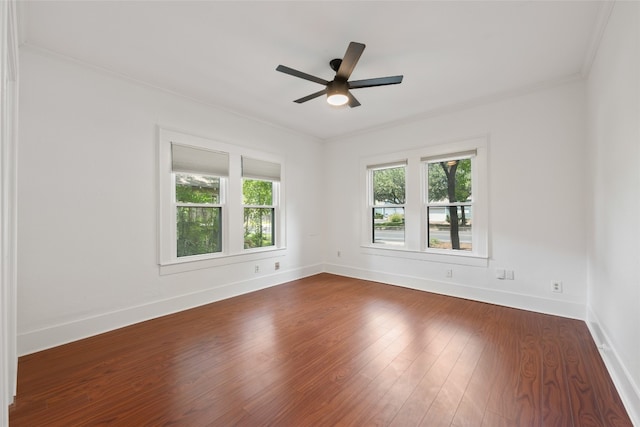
[{"left": 276, "top": 41, "right": 403, "bottom": 108}]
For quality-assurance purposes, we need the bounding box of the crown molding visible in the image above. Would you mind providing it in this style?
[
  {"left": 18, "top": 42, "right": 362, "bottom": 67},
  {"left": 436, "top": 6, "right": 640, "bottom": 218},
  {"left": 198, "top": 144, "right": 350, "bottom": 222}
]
[
  {"left": 324, "top": 72, "right": 584, "bottom": 143},
  {"left": 19, "top": 42, "right": 323, "bottom": 144}
]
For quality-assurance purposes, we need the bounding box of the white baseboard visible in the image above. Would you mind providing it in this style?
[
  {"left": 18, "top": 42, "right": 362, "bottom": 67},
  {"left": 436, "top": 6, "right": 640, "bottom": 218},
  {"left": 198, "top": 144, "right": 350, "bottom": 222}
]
[
  {"left": 17, "top": 262, "right": 585, "bottom": 356},
  {"left": 324, "top": 263, "right": 586, "bottom": 320},
  {"left": 586, "top": 307, "right": 640, "bottom": 426},
  {"left": 17, "top": 264, "right": 323, "bottom": 356}
]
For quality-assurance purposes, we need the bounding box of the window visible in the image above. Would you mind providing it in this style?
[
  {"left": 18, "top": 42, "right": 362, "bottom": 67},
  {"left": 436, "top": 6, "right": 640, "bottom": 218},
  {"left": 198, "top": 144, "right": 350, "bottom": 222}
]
[
  {"left": 242, "top": 157, "right": 280, "bottom": 249},
  {"left": 158, "top": 129, "right": 285, "bottom": 270},
  {"left": 176, "top": 173, "right": 223, "bottom": 256},
  {"left": 369, "top": 162, "right": 406, "bottom": 246},
  {"left": 424, "top": 152, "right": 474, "bottom": 251},
  {"left": 171, "top": 144, "right": 228, "bottom": 258},
  {"left": 361, "top": 136, "right": 487, "bottom": 263}
]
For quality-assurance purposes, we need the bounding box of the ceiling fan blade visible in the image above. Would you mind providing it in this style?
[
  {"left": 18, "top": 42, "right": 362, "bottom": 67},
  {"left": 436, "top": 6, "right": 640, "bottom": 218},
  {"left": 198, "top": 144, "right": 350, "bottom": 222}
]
[
  {"left": 347, "top": 91, "right": 361, "bottom": 108},
  {"left": 336, "top": 42, "right": 366, "bottom": 81},
  {"left": 294, "top": 88, "right": 328, "bottom": 104},
  {"left": 276, "top": 65, "right": 329, "bottom": 86},
  {"left": 349, "top": 75, "right": 403, "bottom": 89}
]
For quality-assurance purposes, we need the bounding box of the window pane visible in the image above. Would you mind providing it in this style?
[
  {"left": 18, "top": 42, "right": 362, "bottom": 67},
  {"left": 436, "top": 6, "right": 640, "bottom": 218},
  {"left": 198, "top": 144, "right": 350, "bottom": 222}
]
[
  {"left": 427, "top": 158, "right": 472, "bottom": 203},
  {"left": 244, "top": 208, "right": 274, "bottom": 248},
  {"left": 177, "top": 206, "right": 222, "bottom": 257},
  {"left": 175, "top": 173, "right": 220, "bottom": 204},
  {"left": 373, "top": 207, "right": 405, "bottom": 245},
  {"left": 243, "top": 179, "right": 273, "bottom": 205},
  {"left": 373, "top": 166, "right": 405, "bottom": 205},
  {"left": 427, "top": 206, "right": 472, "bottom": 251}
]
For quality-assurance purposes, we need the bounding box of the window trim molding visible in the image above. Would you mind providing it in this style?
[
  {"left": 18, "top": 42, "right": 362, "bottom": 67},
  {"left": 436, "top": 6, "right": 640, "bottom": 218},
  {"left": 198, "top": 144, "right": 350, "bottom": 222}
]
[
  {"left": 158, "top": 128, "right": 286, "bottom": 271},
  {"left": 360, "top": 135, "right": 489, "bottom": 265}
]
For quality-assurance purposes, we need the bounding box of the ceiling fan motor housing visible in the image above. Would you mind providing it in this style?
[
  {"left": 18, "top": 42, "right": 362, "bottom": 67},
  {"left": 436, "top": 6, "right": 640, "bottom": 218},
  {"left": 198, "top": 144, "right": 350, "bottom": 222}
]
[{"left": 327, "top": 79, "right": 348, "bottom": 96}]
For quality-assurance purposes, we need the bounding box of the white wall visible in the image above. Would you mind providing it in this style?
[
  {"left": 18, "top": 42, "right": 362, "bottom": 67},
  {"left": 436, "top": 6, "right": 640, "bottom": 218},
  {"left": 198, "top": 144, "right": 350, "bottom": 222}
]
[
  {"left": 586, "top": 1, "right": 640, "bottom": 423},
  {"left": 17, "top": 48, "right": 325, "bottom": 355},
  {"left": 325, "top": 80, "right": 588, "bottom": 319}
]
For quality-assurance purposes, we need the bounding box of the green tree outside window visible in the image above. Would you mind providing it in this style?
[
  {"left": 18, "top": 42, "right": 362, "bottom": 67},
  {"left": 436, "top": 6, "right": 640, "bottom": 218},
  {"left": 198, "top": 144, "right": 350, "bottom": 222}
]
[{"left": 243, "top": 179, "right": 275, "bottom": 249}]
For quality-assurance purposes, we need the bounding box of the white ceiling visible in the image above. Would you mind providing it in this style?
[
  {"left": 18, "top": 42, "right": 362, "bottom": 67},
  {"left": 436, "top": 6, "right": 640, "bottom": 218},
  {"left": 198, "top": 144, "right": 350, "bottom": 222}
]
[{"left": 19, "top": 1, "right": 606, "bottom": 141}]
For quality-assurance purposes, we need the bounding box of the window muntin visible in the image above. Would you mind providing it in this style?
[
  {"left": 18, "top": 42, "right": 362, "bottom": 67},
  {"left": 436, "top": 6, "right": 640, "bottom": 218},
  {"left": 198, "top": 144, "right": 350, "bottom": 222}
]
[
  {"left": 425, "top": 156, "right": 473, "bottom": 251},
  {"left": 243, "top": 178, "right": 276, "bottom": 249},
  {"left": 370, "top": 164, "right": 406, "bottom": 246}
]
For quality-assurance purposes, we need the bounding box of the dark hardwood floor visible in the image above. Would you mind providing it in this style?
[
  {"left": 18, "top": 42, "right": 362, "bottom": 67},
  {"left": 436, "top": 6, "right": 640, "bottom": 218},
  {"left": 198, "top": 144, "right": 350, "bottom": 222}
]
[{"left": 9, "top": 273, "right": 632, "bottom": 426}]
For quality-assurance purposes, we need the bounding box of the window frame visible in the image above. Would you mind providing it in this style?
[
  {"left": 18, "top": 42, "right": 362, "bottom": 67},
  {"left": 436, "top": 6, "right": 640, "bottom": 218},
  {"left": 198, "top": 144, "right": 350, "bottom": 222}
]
[
  {"left": 360, "top": 136, "right": 488, "bottom": 266},
  {"left": 158, "top": 128, "right": 286, "bottom": 273},
  {"left": 173, "top": 173, "right": 226, "bottom": 259},
  {"left": 368, "top": 161, "right": 407, "bottom": 247},
  {"left": 423, "top": 152, "right": 475, "bottom": 254},
  {"left": 242, "top": 177, "right": 279, "bottom": 250}
]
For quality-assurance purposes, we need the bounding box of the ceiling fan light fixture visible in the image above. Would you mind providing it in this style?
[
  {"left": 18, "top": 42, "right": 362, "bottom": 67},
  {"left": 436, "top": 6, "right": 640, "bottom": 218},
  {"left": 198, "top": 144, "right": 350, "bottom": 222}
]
[
  {"left": 327, "top": 93, "right": 349, "bottom": 106},
  {"left": 326, "top": 80, "right": 349, "bottom": 106}
]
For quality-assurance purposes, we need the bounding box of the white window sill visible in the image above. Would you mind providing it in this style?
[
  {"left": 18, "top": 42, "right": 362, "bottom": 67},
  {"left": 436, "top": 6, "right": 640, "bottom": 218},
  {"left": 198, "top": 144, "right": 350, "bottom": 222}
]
[
  {"left": 361, "top": 245, "right": 488, "bottom": 267},
  {"left": 159, "top": 247, "right": 287, "bottom": 275}
]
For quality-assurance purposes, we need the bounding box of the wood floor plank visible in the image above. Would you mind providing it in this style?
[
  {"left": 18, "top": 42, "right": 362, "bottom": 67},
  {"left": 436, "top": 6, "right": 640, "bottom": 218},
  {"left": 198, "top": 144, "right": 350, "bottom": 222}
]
[
  {"left": 9, "top": 273, "right": 633, "bottom": 426},
  {"left": 450, "top": 305, "right": 504, "bottom": 427},
  {"left": 418, "top": 336, "right": 485, "bottom": 427},
  {"left": 388, "top": 325, "right": 472, "bottom": 426},
  {"left": 558, "top": 317, "right": 607, "bottom": 427},
  {"left": 571, "top": 318, "right": 633, "bottom": 427},
  {"left": 541, "top": 315, "right": 574, "bottom": 427},
  {"left": 510, "top": 310, "right": 544, "bottom": 426},
  {"left": 484, "top": 306, "right": 521, "bottom": 421}
]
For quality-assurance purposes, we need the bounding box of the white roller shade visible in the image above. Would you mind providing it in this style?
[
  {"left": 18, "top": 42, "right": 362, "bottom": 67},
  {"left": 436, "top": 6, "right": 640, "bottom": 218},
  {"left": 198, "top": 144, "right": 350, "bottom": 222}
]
[
  {"left": 242, "top": 157, "right": 281, "bottom": 181},
  {"left": 421, "top": 150, "right": 476, "bottom": 164},
  {"left": 366, "top": 160, "right": 408, "bottom": 171},
  {"left": 171, "top": 143, "right": 229, "bottom": 176}
]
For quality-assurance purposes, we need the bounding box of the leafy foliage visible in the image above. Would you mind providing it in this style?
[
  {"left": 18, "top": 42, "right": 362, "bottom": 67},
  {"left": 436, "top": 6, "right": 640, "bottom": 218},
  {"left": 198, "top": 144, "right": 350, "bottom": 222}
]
[
  {"left": 243, "top": 179, "right": 275, "bottom": 249},
  {"left": 427, "top": 159, "right": 471, "bottom": 203},
  {"left": 175, "top": 173, "right": 220, "bottom": 204},
  {"left": 177, "top": 206, "right": 221, "bottom": 257},
  {"left": 388, "top": 212, "right": 404, "bottom": 223},
  {"left": 243, "top": 179, "right": 273, "bottom": 205},
  {"left": 244, "top": 208, "right": 274, "bottom": 248},
  {"left": 373, "top": 166, "right": 405, "bottom": 205},
  {"left": 175, "top": 174, "right": 222, "bottom": 257}
]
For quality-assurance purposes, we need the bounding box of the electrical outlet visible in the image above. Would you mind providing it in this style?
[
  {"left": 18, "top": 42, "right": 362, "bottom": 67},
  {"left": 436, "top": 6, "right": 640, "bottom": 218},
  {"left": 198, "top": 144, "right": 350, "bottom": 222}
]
[
  {"left": 254, "top": 265, "right": 260, "bottom": 273},
  {"left": 496, "top": 269, "right": 506, "bottom": 280},
  {"left": 552, "top": 280, "right": 563, "bottom": 293},
  {"left": 275, "top": 262, "right": 280, "bottom": 270},
  {"left": 506, "top": 270, "right": 515, "bottom": 280},
  {"left": 446, "top": 269, "right": 453, "bottom": 278},
  {"left": 337, "top": 250, "right": 341, "bottom": 257}
]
